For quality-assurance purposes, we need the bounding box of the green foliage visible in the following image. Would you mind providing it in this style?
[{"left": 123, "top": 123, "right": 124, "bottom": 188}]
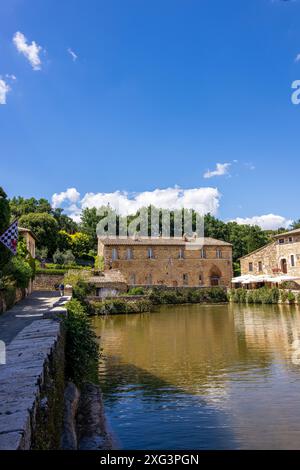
[
  {"left": 70, "top": 232, "right": 91, "bottom": 258},
  {"left": 36, "top": 268, "right": 68, "bottom": 275},
  {"left": 127, "top": 287, "right": 145, "bottom": 295},
  {"left": 297, "top": 293, "right": 300, "bottom": 305},
  {"left": 3, "top": 257, "right": 33, "bottom": 289},
  {"left": 35, "top": 246, "right": 48, "bottom": 260},
  {"left": 3, "top": 284, "right": 17, "bottom": 310},
  {"left": 64, "top": 299, "right": 99, "bottom": 386},
  {"left": 230, "top": 287, "right": 280, "bottom": 304},
  {"left": 72, "top": 280, "right": 95, "bottom": 303},
  {"left": 9, "top": 196, "right": 52, "bottom": 218},
  {"left": 148, "top": 287, "right": 228, "bottom": 305},
  {"left": 53, "top": 249, "right": 75, "bottom": 266},
  {"left": 287, "top": 291, "right": 296, "bottom": 304},
  {"left": 0, "top": 187, "right": 12, "bottom": 270},
  {"left": 19, "top": 212, "right": 59, "bottom": 256},
  {"left": 94, "top": 255, "right": 104, "bottom": 271},
  {"left": 90, "top": 298, "right": 152, "bottom": 315},
  {"left": 56, "top": 230, "right": 72, "bottom": 252},
  {"left": 280, "top": 291, "right": 289, "bottom": 303}
]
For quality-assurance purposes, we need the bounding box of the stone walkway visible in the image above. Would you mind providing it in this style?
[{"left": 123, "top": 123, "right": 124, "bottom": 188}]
[{"left": 0, "top": 291, "right": 70, "bottom": 345}]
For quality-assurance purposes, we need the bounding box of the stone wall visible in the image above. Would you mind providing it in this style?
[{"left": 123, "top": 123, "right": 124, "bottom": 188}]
[
  {"left": 0, "top": 319, "right": 65, "bottom": 450},
  {"left": 33, "top": 273, "right": 64, "bottom": 291},
  {"left": 99, "top": 244, "right": 233, "bottom": 288},
  {"left": 0, "top": 287, "right": 27, "bottom": 313},
  {"left": 240, "top": 239, "right": 300, "bottom": 278}
]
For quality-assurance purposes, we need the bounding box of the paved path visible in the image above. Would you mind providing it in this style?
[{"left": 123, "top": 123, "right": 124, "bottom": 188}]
[{"left": 0, "top": 291, "right": 70, "bottom": 345}]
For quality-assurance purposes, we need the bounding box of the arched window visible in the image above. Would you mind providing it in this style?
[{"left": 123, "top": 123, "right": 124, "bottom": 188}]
[
  {"left": 147, "top": 247, "right": 154, "bottom": 259},
  {"left": 199, "top": 274, "right": 203, "bottom": 286},
  {"left": 216, "top": 249, "right": 222, "bottom": 259},
  {"left": 126, "top": 248, "right": 133, "bottom": 260},
  {"left": 112, "top": 248, "right": 118, "bottom": 261},
  {"left": 183, "top": 273, "right": 189, "bottom": 286},
  {"left": 200, "top": 248, "right": 206, "bottom": 259},
  {"left": 178, "top": 248, "right": 185, "bottom": 259}
]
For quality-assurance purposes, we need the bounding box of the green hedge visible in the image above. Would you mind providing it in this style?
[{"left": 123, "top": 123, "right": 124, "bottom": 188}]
[
  {"left": 90, "top": 298, "right": 153, "bottom": 315},
  {"left": 36, "top": 268, "right": 68, "bottom": 275},
  {"left": 230, "top": 287, "right": 287, "bottom": 304},
  {"left": 64, "top": 299, "right": 99, "bottom": 386},
  {"left": 148, "top": 287, "right": 228, "bottom": 305}
]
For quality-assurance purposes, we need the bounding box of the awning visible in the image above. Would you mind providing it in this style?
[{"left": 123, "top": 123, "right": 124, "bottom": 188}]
[{"left": 232, "top": 274, "right": 300, "bottom": 284}]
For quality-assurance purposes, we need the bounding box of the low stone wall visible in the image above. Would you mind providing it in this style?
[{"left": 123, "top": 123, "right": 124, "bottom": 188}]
[
  {"left": 0, "top": 287, "right": 27, "bottom": 314},
  {"left": 33, "top": 273, "right": 64, "bottom": 291},
  {"left": 0, "top": 319, "right": 65, "bottom": 450}
]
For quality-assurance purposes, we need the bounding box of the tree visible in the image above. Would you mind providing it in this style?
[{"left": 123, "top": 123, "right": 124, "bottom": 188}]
[
  {"left": 18, "top": 212, "right": 59, "bottom": 256},
  {"left": 52, "top": 208, "right": 78, "bottom": 233},
  {"left": 9, "top": 196, "right": 78, "bottom": 233},
  {"left": 291, "top": 220, "right": 300, "bottom": 230},
  {"left": 9, "top": 196, "right": 52, "bottom": 218},
  {"left": 57, "top": 230, "right": 72, "bottom": 252},
  {"left": 70, "top": 232, "right": 91, "bottom": 258},
  {"left": 0, "top": 187, "right": 12, "bottom": 269}
]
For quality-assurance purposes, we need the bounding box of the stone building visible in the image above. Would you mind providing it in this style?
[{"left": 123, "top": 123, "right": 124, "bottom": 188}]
[
  {"left": 240, "top": 228, "right": 300, "bottom": 280},
  {"left": 98, "top": 235, "right": 233, "bottom": 288},
  {"left": 19, "top": 227, "right": 36, "bottom": 258}
]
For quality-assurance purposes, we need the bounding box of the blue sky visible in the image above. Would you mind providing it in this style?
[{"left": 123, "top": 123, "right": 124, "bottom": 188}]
[{"left": 1, "top": 0, "right": 300, "bottom": 229}]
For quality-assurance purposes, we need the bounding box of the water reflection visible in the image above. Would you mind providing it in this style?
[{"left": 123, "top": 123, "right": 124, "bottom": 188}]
[{"left": 92, "top": 303, "right": 300, "bottom": 449}]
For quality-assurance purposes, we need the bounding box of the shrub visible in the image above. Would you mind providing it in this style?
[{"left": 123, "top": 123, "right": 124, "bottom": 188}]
[
  {"left": 297, "top": 293, "right": 300, "bottom": 305},
  {"left": 3, "top": 257, "right": 33, "bottom": 289},
  {"left": 64, "top": 299, "right": 99, "bottom": 386},
  {"left": 72, "top": 280, "right": 95, "bottom": 304},
  {"left": 3, "top": 284, "right": 17, "bottom": 310},
  {"left": 62, "top": 250, "right": 75, "bottom": 266},
  {"left": 287, "top": 292, "right": 296, "bottom": 304},
  {"left": 280, "top": 290, "right": 289, "bottom": 303},
  {"left": 90, "top": 298, "right": 152, "bottom": 315},
  {"left": 127, "top": 287, "right": 145, "bottom": 296}
]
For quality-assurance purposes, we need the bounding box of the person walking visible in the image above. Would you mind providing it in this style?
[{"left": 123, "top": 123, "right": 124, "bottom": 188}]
[{"left": 59, "top": 283, "right": 65, "bottom": 297}]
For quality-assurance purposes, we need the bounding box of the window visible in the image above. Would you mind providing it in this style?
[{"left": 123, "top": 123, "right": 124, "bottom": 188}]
[
  {"left": 178, "top": 248, "right": 185, "bottom": 259},
  {"left": 183, "top": 273, "right": 189, "bottom": 286},
  {"left": 147, "top": 273, "right": 153, "bottom": 286},
  {"left": 216, "top": 249, "right": 222, "bottom": 259},
  {"left": 112, "top": 248, "right": 118, "bottom": 261},
  {"left": 289, "top": 237, "right": 293, "bottom": 244},
  {"left": 279, "top": 239, "right": 285, "bottom": 244},
  {"left": 126, "top": 248, "right": 133, "bottom": 260},
  {"left": 200, "top": 248, "right": 206, "bottom": 259},
  {"left": 258, "top": 261, "right": 263, "bottom": 272},
  {"left": 291, "top": 255, "right": 295, "bottom": 267},
  {"left": 249, "top": 262, "right": 253, "bottom": 272},
  {"left": 130, "top": 273, "right": 136, "bottom": 285},
  {"left": 199, "top": 274, "right": 203, "bottom": 285},
  {"left": 147, "top": 247, "right": 154, "bottom": 259}
]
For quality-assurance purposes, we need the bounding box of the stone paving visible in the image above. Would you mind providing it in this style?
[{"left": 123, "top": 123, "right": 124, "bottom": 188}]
[
  {"left": 0, "top": 291, "right": 69, "bottom": 345},
  {"left": 0, "top": 291, "right": 70, "bottom": 449}
]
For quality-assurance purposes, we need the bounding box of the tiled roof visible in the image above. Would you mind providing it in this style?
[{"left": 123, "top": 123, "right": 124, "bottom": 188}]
[
  {"left": 273, "top": 228, "right": 300, "bottom": 238},
  {"left": 88, "top": 269, "right": 127, "bottom": 285},
  {"left": 98, "top": 236, "right": 232, "bottom": 247},
  {"left": 19, "top": 227, "right": 38, "bottom": 241}
]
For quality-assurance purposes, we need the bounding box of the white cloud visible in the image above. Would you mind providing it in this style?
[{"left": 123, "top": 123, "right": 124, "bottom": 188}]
[
  {"left": 232, "top": 214, "right": 292, "bottom": 231},
  {"left": 0, "top": 79, "right": 10, "bottom": 104},
  {"left": 52, "top": 187, "right": 81, "bottom": 209},
  {"left": 295, "top": 53, "right": 300, "bottom": 63},
  {"left": 203, "top": 163, "right": 231, "bottom": 179},
  {"left": 52, "top": 186, "right": 221, "bottom": 221},
  {"left": 5, "top": 74, "right": 16, "bottom": 81},
  {"left": 67, "top": 48, "right": 78, "bottom": 62},
  {"left": 13, "top": 31, "right": 42, "bottom": 70}
]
